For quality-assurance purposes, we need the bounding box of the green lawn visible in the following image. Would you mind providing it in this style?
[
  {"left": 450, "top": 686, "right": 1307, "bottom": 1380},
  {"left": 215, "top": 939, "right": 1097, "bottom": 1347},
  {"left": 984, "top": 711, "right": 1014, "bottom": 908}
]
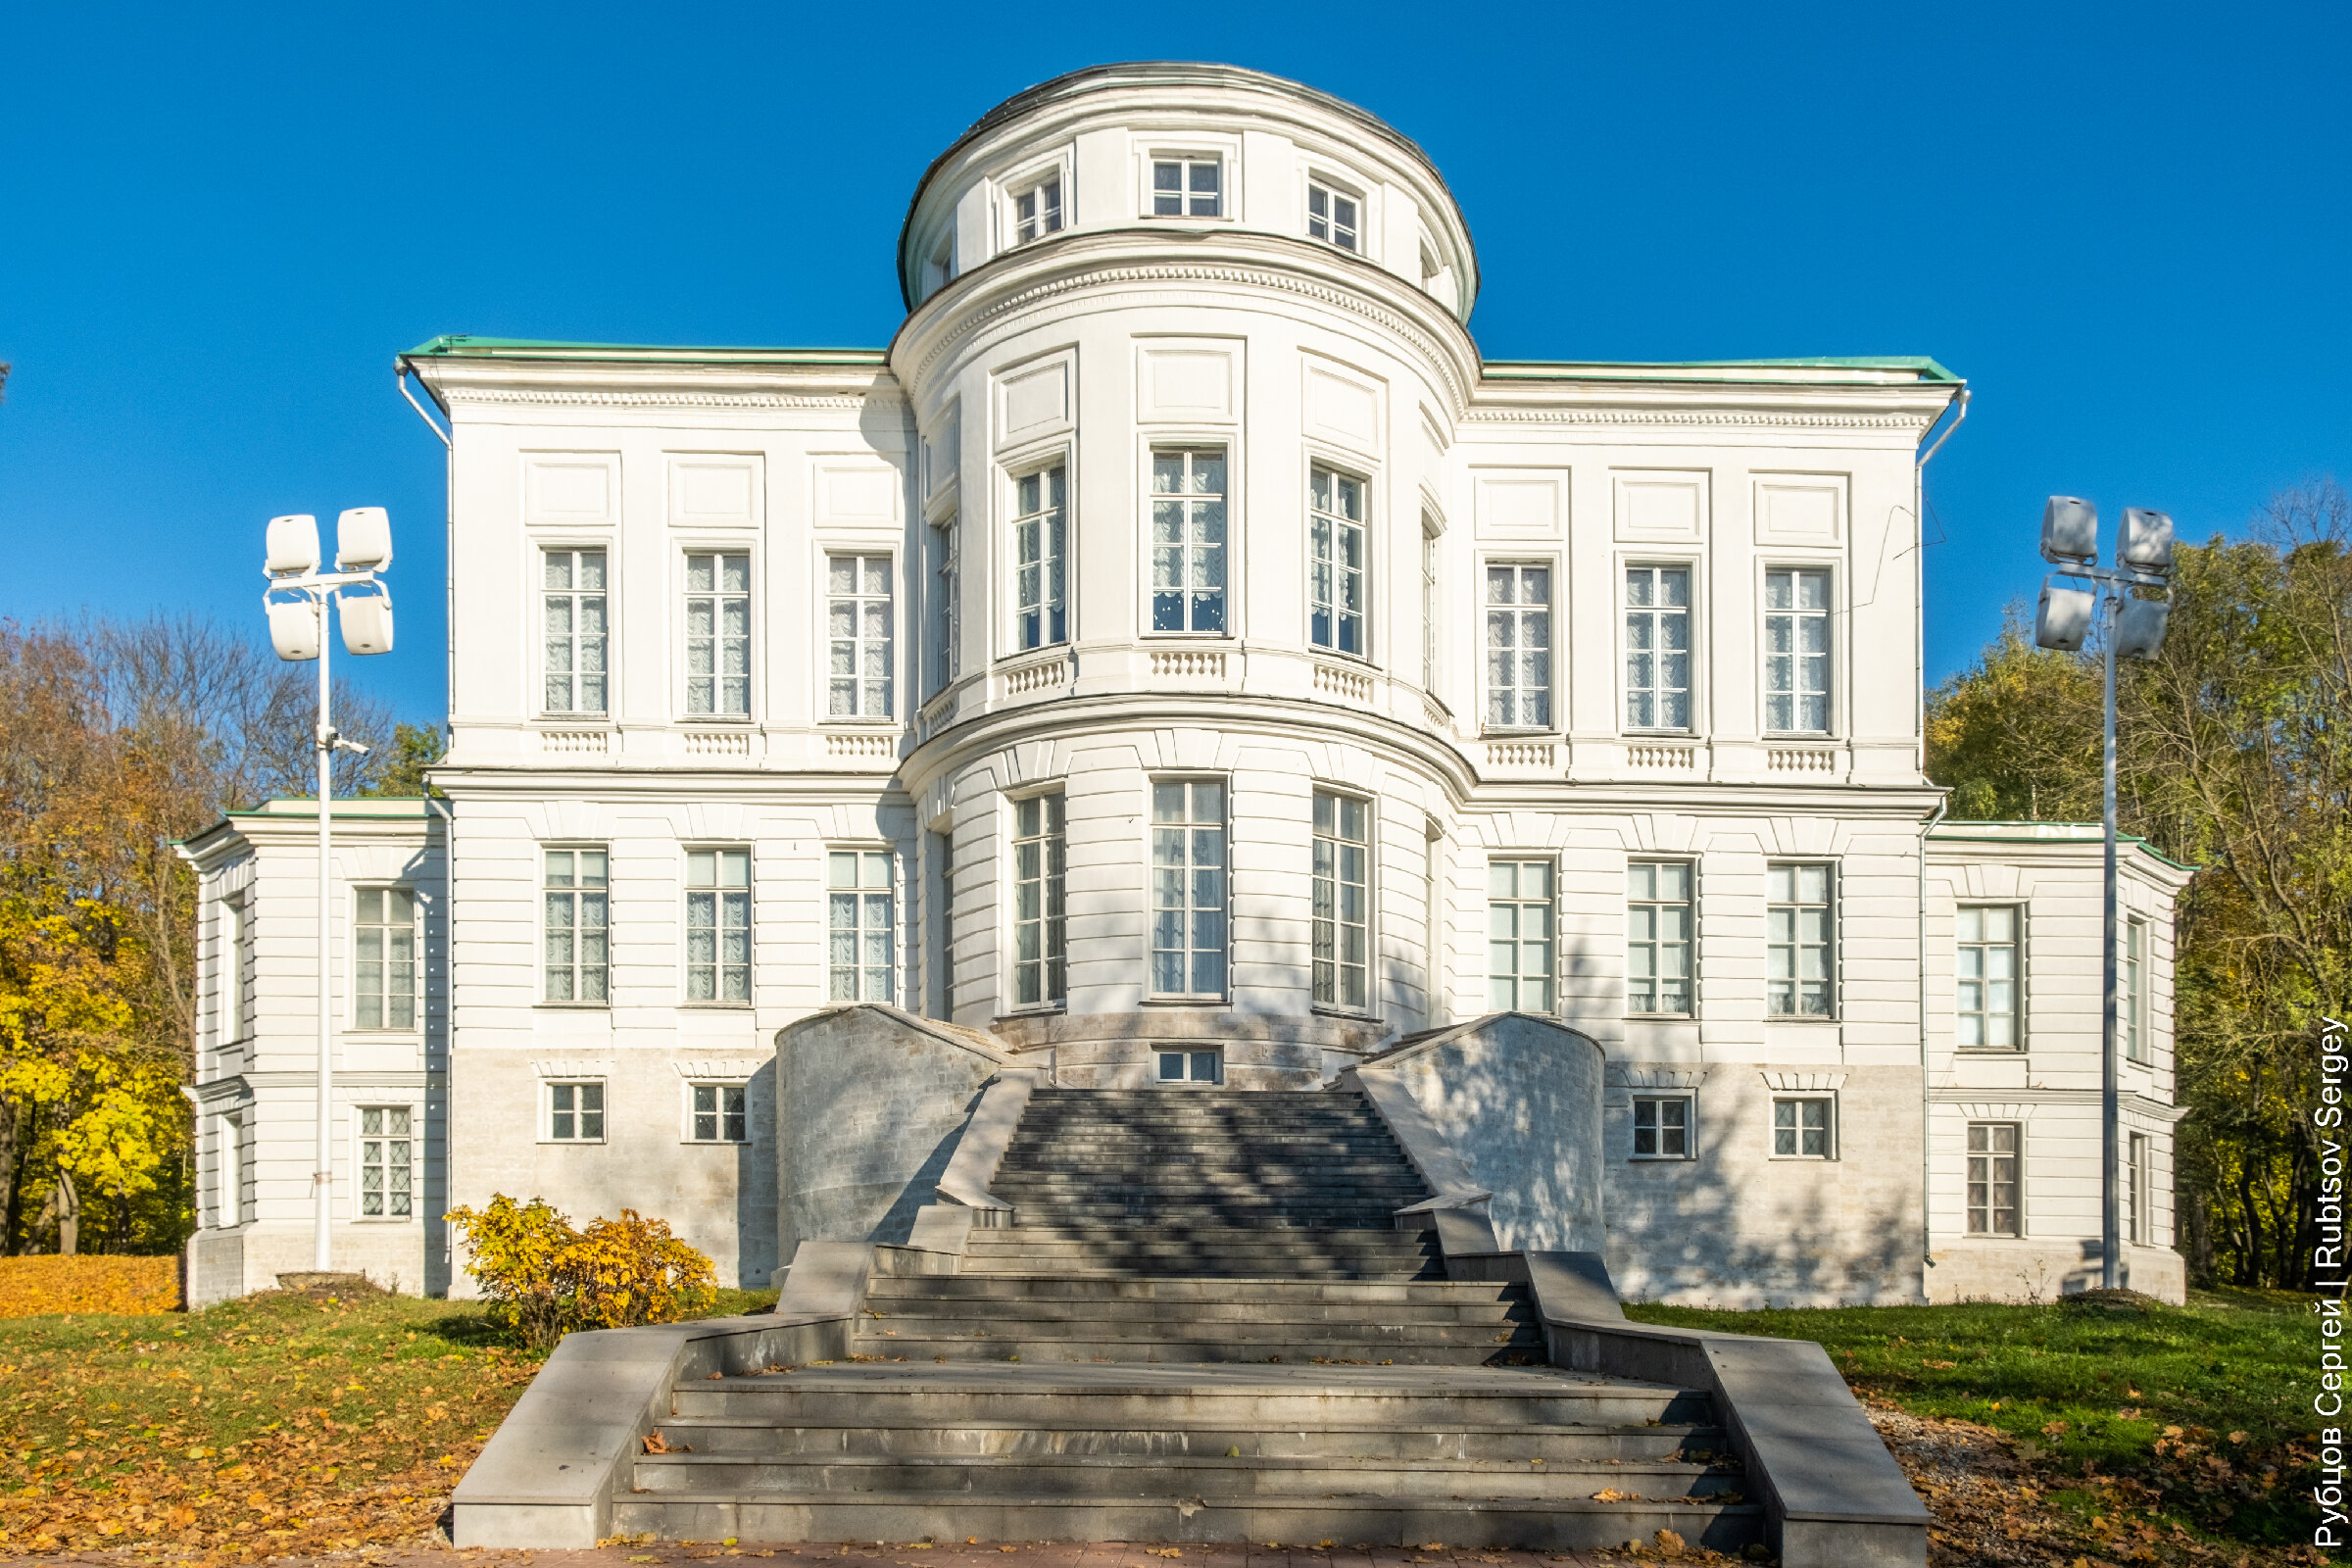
[
  {"left": 1628, "top": 1287, "right": 2325, "bottom": 1553},
  {"left": 0, "top": 1282, "right": 775, "bottom": 1555}
]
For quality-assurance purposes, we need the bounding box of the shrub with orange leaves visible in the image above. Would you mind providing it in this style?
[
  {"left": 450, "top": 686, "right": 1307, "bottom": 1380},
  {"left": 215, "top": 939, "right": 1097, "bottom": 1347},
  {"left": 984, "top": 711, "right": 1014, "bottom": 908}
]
[
  {"left": 0, "top": 1253, "right": 178, "bottom": 1318},
  {"left": 445, "top": 1195, "right": 715, "bottom": 1349}
]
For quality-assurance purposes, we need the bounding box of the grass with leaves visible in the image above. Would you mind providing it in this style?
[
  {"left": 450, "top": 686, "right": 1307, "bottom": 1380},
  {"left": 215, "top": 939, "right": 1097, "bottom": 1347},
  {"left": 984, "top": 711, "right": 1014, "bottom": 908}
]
[
  {"left": 0, "top": 1280, "right": 773, "bottom": 1557},
  {"left": 1630, "top": 1287, "right": 2328, "bottom": 1560}
]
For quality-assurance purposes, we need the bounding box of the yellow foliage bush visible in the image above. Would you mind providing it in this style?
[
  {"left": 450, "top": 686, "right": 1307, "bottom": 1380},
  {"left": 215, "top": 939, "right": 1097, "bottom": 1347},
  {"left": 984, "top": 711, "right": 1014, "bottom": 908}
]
[
  {"left": 444, "top": 1195, "right": 715, "bottom": 1348},
  {"left": 0, "top": 1253, "right": 179, "bottom": 1318}
]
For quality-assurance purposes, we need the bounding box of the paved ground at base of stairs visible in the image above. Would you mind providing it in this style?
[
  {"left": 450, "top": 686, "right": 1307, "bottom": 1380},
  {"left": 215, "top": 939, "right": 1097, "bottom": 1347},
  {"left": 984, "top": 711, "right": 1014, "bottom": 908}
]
[{"left": 0, "top": 1544, "right": 1696, "bottom": 1568}]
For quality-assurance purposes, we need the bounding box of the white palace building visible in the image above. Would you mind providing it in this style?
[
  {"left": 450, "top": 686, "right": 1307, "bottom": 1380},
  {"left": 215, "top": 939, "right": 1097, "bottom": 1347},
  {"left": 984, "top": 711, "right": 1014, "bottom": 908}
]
[{"left": 181, "top": 63, "right": 2189, "bottom": 1310}]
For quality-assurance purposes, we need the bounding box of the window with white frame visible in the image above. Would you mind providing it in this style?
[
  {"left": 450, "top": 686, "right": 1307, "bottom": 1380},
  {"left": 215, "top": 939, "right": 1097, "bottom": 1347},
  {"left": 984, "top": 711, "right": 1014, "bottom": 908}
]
[
  {"left": 1966, "top": 1122, "right": 2020, "bottom": 1234},
  {"left": 1624, "top": 564, "right": 1691, "bottom": 731},
  {"left": 1487, "top": 859, "right": 1554, "bottom": 1012},
  {"left": 1773, "top": 1096, "right": 1836, "bottom": 1158},
  {"left": 827, "top": 849, "right": 896, "bottom": 1003},
  {"left": 1150, "top": 779, "right": 1228, "bottom": 999},
  {"left": 1632, "top": 1095, "right": 1691, "bottom": 1159},
  {"left": 1420, "top": 518, "right": 1441, "bottom": 693},
  {"left": 1312, "top": 792, "right": 1370, "bottom": 1011},
  {"left": 1010, "top": 171, "right": 1064, "bottom": 243},
  {"left": 826, "top": 553, "right": 894, "bottom": 718},
  {"left": 929, "top": 829, "right": 956, "bottom": 1017},
  {"left": 1627, "top": 862, "right": 1693, "bottom": 1016},
  {"left": 1151, "top": 449, "right": 1227, "bottom": 633},
  {"left": 1766, "top": 862, "right": 1835, "bottom": 1017},
  {"left": 1308, "top": 466, "right": 1366, "bottom": 657},
  {"left": 1151, "top": 157, "right": 1221, "bottom": 217},
  {"left": 225, "top": 893, "right": 254, "bottom": 1044},
  {"left": 688, "top": 1083, "right": 748, "bottom": 1144},
  {"left": 684, "top": 551, "right": 752, "bottom": 716},
  {"left": 1014, "top": 466, "right": 1068, "bottom": 650},
  {"left": 1485, "top": 564, "right": 1552, "bottom": 729},
  {"left": 1157, "top": 1048, "right": 1223, "bottom": 1084},
  {"left": 353, "top": 887, "right": 418, "bottom": 1031},
  {"left": 542, "top": 848, "right": 610, "bottom": 1004},
  {"left": 546, "top": 1081, "right": 605, "bottom": 1142},
  {"left": 1763, "top": 567, "right": 1832, "bottom": 733},
  {"left": 215, "top": 1111, "right": 246, "bottom": 1227},
  {"left": 1957, "top": 906, "right": 2021, "bottom": 1051},
  {"left": 2128, "top": 1130, "right": 2151, "bottom": 1244},
  {"left": 357, "top": 1105, "right": 414, "bottom": 1218},
  {"left": 685, "top": 849, "right": 752, "bottom": 1003},
  {"left": 1306, "top": 176, "right": 1359, "bottom": 251},
  {"left": 2124, "top": 916, "right": 2148, "bottom": 1063},
  {"left": 543, "top": 548, "right": 608, "bottom": 714},
  {"left": 930, "top": 514, "right": 959, "bottom": 694},
  {"left": 1012, "top": 792, "right": 1067, "bottom": 1008}
]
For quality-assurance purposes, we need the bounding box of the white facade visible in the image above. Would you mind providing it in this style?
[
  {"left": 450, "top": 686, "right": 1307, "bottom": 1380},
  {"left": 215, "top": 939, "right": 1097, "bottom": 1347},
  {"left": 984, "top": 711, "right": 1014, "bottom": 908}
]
[{"left": 185, "top": 63, "right": 2188, "bottom": 1306}]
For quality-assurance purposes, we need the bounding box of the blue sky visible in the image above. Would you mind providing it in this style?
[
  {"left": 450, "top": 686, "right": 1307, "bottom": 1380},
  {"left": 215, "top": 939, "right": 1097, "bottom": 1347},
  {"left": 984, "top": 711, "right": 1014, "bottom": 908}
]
[{"left": 2, "top": 2, "right": 2345, "bottom": 725}]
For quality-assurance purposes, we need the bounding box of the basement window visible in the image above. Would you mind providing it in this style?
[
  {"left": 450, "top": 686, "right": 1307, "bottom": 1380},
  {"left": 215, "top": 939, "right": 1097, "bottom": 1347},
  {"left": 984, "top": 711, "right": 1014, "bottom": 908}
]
[{"left": 1156, "top": 1049, "right": 1222, "bottom": 1085}]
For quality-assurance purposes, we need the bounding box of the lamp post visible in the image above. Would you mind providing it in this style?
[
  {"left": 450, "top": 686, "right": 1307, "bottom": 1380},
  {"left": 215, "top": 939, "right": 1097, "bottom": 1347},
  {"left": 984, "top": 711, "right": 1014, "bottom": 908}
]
[
  {"left": 2032, "top": 496, "right": 2173, "bottom": 1291},
  {"left": 264, "top": 509, "right": 396, "bottom": 1273}
]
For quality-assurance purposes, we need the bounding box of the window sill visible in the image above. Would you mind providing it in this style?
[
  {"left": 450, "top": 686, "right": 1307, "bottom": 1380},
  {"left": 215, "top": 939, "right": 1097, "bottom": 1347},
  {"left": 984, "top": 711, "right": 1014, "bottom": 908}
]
[
  {"left": 681, "top": 1139, "right": 752, "bottom": 1148},
  {"left": 1627, "top": 1153, "right": 1695, "bottom": 1163},
  {"left": 1625, "top": 1011, "right": 1696, "bottom": 1022},
  {"left": 1311, "top": 1005, "right": 1383, "bottom": 1023},
  {"left": 821, "top": 717, "right": 903, "bottom": 728},
  {"left": 535, "top": 715, "right": 612, "bottom": 726},
  {"left": 1622, "top": 728, "right": 1696, "bottom": 739},
  {"left": 1141, "top": 997, "right": 1230, "bottom": 1007},
  {"left": 349, "top": 1216, "right": 419, "bottom": 1225},
  {"left": 536, "top": 1139, "right": 609, "bottom": 1148},
  {"left": 343, "top": 1029, "right": 425, "bottom": 1040},
  {"left": 1768, "top": 1155, "right": 1839, "bottom": 1163},
  {"left": 1955, "top": 1047, "right": 2029, "bottom": 1056},
  {"left": 1767, "top": 1015, "right": 1840, "bottom": 1025},
  {"left": 535, "top": 1002, "right": 612, "bottom": 1010},
  {"left": 1763, "top": 732, "right": 1838, "bottom": 743},
  {"left": 678, "top": 714, "right": 756, "bottom": 727},
  {"left": 1480, "top": 728, "right": 1561, "bottom": 740},
  {"left": 998, "top": 1004, "right": 1068, "bottom": 1021},
  {"left": 679, "top": 1003, "right": 755, "bottom": 1011}
]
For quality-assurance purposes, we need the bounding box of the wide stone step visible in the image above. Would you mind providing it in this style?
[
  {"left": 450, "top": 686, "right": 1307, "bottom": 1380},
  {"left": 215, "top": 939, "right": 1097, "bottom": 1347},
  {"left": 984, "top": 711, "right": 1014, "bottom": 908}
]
[
  {"left": 631, "top": 1450, "right": 1742, "bottom": 1501},
  {"left": 856, "top": 1298, "right": 1533, "bottom": 1328},
  {"left": 647, "top": 1416, "right": 1732, "bottom": 1463},
  {"left": 835, "top": 1333, "right": 1543, "bottom": 1364},
  {"left": 667, "top": 1364, "right": 1716, "bottom": 1428},
  {"left": 608, "top": 1491, "right": 1766, "bottom": 1552},
  {"left": 993, "top": 1173, "right": 1423, "bottom": 1189},
  {"left": 862, "top": 1275, "right": 1498, "bottom": 1304},
  {"left": 961, "top": 1234, "right": 1435, "bottom": 1255}
]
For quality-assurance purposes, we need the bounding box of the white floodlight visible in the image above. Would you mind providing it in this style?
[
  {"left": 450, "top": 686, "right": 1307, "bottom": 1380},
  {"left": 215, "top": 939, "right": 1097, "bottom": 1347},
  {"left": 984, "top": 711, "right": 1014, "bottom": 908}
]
[
  {"left": 335, "top": 507, "right": 393, "bottom": 572},
  {"left": 266, "top": 514, "right": 321, "bottom": 576},
  {"left": 267, "top": 598, "right": 321, "bottom": 661},
  {"left": 2115, "top": 597, "right": 2171, "bottom": 660},
  {"left": 2118, "top": 507, "right": 2175, "bottom": 575},
  {"left": 338, "top": 593, "right": 395, "bottom": 656},
  {"left": 2034, "top": 580, "right": 2094, "bottom": 651},
  {"left": 2040, "top": 496, "right": 2098, "bottom": 565}
]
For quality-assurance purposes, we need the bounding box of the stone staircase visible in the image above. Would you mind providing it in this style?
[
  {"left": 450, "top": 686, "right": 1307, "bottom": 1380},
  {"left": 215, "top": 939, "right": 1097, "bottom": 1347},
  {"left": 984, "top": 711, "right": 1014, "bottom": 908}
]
[{"left": 615, "top": 1088, "right": 1761, "bottom": 1552}]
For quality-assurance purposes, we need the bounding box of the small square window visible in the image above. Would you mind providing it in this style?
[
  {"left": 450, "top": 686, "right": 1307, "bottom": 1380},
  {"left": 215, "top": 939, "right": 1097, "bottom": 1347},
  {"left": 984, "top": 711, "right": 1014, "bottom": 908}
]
[
  {"left": 1772, "top": 1097, "right": 1835, "bottom": 1159},
  {"left": 1307, "top": 177, "right": 1359, "bottom": 251},
  {"left": 1631, "top": 1096, "right": 1691, "bottom": 1159},
  {"left": 1152, "top": 157, "right": 1221, "bottom": 218},
  {"left": 548, "top": 1081, "right": 606, "bottom": 1143},
  {"left": 690, "top": 1083, "right": 748, "bottom": 1144},
  {"left": 1011, "top": 172, "right": 1064, "bottom": 244},
  {"left": 1157, "top": 1049, "right": 1223, "bottom": 1084}
]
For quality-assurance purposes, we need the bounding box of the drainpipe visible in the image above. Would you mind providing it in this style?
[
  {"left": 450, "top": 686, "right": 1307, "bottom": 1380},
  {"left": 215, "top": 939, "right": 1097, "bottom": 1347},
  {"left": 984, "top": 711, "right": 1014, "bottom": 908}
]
[
  {"left": 1911, "top": 383, "right": 1967, "bottom": 1291},
  {"left": 425, "top": 792, "right": 456, "bottom": 1280}
]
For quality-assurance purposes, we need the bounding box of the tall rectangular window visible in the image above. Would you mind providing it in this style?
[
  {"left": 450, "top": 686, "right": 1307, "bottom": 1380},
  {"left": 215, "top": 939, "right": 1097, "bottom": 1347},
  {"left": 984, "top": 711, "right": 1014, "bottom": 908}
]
[
  {"left": 1309, "top": 466, "right": 1366, "bottom": 657},
  {"left": 1313, "top": 792, "right": 1370, "bottom": 1011},
  {"left": 353, "top": 887, "right": 418, "bottom": 1031},
  {"left": 1485, "top": 564, "right": 1552, "bottom": 729},
  {"left": 2128, "top": 1131, "right": 2151, "bottom": 1244},
  {"left": 685, "top": 849, "right": 752, "bottom": 1003},
  {"left": 931, "top": 514, "right": 959, "bottom": 694},
  {"left": 690, "top": 1083, "right": 748, "bottom": 1144},
  {"left": 1014, "top": 466, "right": 1068, "bottom": 650},
  {"left": 543, "top": 849, "right": 610, "bottom": 1004},
  {"left": 1420, "top": 521, "right": 1441, "bottom": 692},
  {"left": 547, "top": 1081, "right": 605, "bottom": 1142},
  {"left": 1150, "top": 780, "right": 1228, "bottom": 999},
  {"left": 826, "top": 553, "right": 894, "bottom": 718},
  {"left": 1966, "top": 1122, "right": 2021, "bottom": 1235},
  {"left": 1774, "top": 1097, "right": 1836, "bottom": 1158},
  {"left": 1487, "top": 859, "right": 1554, "bottom": 1012},
  {"left": 1151, "top": 449, "right": 1227, "bottom": 633},
  {"left": 1767, "top": 862, "right": 1834, "bottom": 1017},
  {"left": 1624, "top": 564, "right": 1691, "bottom": 731},
  {"left": 1957, "top": 906, "right": 2021, "bottom": 1051},
  {"left": 1763, "top": 567, "right": 1831, "bottom": 733},
  {"left": 215, "top": 1112, "right": 245, "bottom": 1227},
  {"left": 1012, "top": 794, "right": 1067, "bottom": 1008},
  {"left": 929, "top": 830, "right": 956, "bottom": 1017},
  {"left": 227, "top": 893, "right": 254, "bottom": 1044},
  {"left": 684, "top": 551, "right": 752, "bottom": 716},
  {"left": 1151, "top": 158, "right": 1221, "bottom": 217},
  {"left": 1012, "top": 173, "right": 1064, "bottom": 243},
  {"left": 1306, "top": 178, "right": 1359, "bottom": 250},
  {"left": 1632, "top": 1096, "right": 1691, "bottom": 1159},
  {"left": 357, "top": 1105, "right": 414, "bottom": 1218},
  {"left": 2124, "top": 917, "right": 2148, "bottom": 1063},
  {"left": 543, "top": 549, "right": 609, "bottom": 714},
  {"left": 1627, "top": 862, "right": 1693, "bottom": 1016},
  {"left": 828, "top": 850, "right": 896, "bottom": 1003}
]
